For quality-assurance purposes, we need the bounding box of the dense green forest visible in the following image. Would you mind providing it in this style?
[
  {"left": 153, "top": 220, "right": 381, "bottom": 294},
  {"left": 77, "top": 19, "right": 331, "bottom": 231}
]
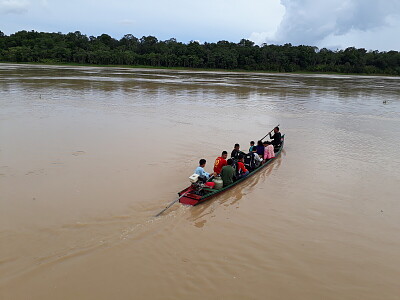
[{"left": 1, "top": 30, "right": 400, "bottom": 75}]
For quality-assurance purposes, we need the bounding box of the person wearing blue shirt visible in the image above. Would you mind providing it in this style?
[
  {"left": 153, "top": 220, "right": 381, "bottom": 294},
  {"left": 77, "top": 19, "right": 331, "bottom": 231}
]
[
  {"left": 249, "top": 141, "right": 256, "bottom": 152},
  {"left": 195, "top": 159, "right": 214, "bottom": 179}
]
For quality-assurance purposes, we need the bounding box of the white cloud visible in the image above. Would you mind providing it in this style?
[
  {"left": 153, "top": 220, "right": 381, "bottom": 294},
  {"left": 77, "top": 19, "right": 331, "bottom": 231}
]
[
  {"left": 320, "top": 17, "right": 400, "bottom": 51},
  {"left": 0, "top": 0, "right": 29, "bottom": 14},
  {"left": 248, "top": 31, "right": 275, "bottom": 45},
  {"left": 267, "top": 0, "right": 400, "bottom": 50}
]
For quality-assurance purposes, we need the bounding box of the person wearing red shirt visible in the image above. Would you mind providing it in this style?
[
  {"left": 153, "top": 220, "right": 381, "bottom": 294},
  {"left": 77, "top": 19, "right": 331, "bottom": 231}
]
[
  {"left": 214, "top": 151, "right": 228, "bottom": 175},
  {"left": 237, "top": 154, "right": 249, "bottom": 178}
]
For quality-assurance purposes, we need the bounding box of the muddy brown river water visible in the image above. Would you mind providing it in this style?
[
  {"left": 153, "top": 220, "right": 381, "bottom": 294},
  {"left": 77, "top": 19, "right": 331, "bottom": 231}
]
[{"left": 1, "top": 64, "right": 400, "bottom": 299}]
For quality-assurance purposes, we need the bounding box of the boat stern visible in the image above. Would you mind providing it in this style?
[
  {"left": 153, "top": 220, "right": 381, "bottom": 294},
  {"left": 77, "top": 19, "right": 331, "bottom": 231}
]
[{"left": 179, "top": 195, "right": 199, "bottom": 205}]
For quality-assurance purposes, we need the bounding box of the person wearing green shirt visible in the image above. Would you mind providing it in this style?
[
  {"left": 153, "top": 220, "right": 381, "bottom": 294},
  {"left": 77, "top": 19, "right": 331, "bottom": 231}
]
[{"left": 220, "top": 158, "right": 236, "bottom": 187}]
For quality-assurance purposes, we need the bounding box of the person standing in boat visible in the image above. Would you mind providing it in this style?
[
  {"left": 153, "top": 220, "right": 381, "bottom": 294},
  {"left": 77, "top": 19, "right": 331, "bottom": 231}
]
[
  {"left": 231, "top": 144, "right": 245, "bottom": 160},
  {"left": 214, "top": 151, "right": 228, "bottom": 175},
  {"left": 263, "top": 141, "right": 275, "bottom": 162},
  {"left": 220, "top": 159, "right": 236, "bottom": 187},
  {"left": 269, "top": 126, "right": 282, "bottom": 147},
  {"left": 195, "top": 159, "right": 215, "bottom": 179},
  {"left": 237, "top": 154, "right": 249, "bottom": 178}
]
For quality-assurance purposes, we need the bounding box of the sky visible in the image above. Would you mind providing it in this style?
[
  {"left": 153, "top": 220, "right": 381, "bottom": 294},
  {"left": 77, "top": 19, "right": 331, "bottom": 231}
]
[{"left": 1, "top": 0, "right": 400, "bottom": 51}]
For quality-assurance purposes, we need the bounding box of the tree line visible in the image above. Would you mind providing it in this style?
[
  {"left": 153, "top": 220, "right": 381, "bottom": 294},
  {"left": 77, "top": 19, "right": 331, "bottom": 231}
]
[{"left": 1, "top": 30, "right": 400, "bottom": 75}]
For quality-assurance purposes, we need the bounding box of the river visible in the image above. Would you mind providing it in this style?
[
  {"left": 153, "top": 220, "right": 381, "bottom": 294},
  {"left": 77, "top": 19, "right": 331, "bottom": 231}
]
[{"left": 1, "top": 63, "right": 400, "bottom": 299}]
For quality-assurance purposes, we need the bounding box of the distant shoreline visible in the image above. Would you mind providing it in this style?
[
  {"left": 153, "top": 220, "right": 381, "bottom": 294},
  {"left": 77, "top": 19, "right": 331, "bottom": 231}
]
[
  {"left": 1, "top": 61, "right": 397, "bottom": 78},
  {"left": 2, "top": 31, "right": 399, "bottom": 77}
]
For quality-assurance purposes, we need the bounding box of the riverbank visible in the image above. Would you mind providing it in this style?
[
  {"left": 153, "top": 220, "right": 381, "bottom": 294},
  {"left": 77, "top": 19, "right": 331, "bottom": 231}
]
[{"left": 1, "top": 61, "right": 397, "bottom": 77}]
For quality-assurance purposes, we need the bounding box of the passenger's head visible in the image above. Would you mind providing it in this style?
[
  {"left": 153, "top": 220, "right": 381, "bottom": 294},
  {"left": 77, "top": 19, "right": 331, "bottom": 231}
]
[
  {"left": 227, "top": 158, "right": 233, "bottom": 166},
  {"left": 266, "top": 141, "right": 272, "bottom": 145},
  {"left": 274, "top": 126, "right": 279, "bottom": 133},
  {"left": 234, "top": 143, "right": 240, "bottom": 150},
  {"left": 263, "top": 141, "right": 268, "bottom": 146},
  {"left": 238, "top": 154, "right": 244, "bottom": 161},
  {"left": 221, "top": 151, "right": 228, "bottom": 159},
  {"left": 257, "top": 140, "right": 263, "bottom": 146},
  {"left": 250, "top": 141, "right": 255, "bottom": 146},
  {"left": 199, "top": 159, "right": 206, "bottom": 167}
]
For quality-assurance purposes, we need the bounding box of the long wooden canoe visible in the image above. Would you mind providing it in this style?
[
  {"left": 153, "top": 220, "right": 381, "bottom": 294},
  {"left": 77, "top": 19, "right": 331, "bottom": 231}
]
[{"left": 179, "top": 135, "right": 285, "bottom": 205}]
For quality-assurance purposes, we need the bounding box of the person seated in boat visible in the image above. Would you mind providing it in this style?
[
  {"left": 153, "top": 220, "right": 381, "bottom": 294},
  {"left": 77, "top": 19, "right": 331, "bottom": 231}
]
[
  {"left": 214, "top": 151, "right": 228, "bottom": 175},
  {"left": 249, "top": 141, "right": 256, "bottom": 152},
  {"left": 231, "top": 144, "right": 245, "bottom": 160},
  {"left": 220, "top": 158, "right": 236, "bottom": 187},
  {"left": 256, "top": 140, "right": 264, "bottom": 158},
  {"left": 263, "top": 140, "right": 275, "bottom": 162},
  {"left": 269, "top": 126, "right": 282, "bottom": 147},
  {"left": 195, "top": 159, "right": 215, "bottom": 180},
  {"left": 250, "top": 146, "right": 263, "bottom": 169},
  {"left": 237, "top": 154, "right": 249, "bottom": 179}
]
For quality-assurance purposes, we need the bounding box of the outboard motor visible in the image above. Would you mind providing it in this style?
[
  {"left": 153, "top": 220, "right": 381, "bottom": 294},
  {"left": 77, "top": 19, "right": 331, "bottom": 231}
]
[{"left": 189, "top": 173, "right": 207, "bottom": 194}]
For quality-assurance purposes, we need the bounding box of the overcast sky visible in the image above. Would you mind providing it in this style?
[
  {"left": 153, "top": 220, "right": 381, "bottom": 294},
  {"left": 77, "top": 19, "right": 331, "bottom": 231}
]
[{"left": 1, "top": 0, "right": 400, "bottom": 51}]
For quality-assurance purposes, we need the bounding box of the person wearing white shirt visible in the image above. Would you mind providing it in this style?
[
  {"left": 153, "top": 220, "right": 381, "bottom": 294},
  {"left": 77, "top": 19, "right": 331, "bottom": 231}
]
[{"left": 251, "top": 147, "right": 263, "bottom": 168}]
